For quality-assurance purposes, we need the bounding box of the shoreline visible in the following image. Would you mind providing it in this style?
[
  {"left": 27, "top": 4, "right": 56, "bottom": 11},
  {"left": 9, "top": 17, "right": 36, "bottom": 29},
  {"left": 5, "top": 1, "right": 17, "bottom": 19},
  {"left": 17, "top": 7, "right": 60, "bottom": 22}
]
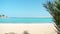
[{"left": 0, "top": 22, "right": 54, "bottom": 24}]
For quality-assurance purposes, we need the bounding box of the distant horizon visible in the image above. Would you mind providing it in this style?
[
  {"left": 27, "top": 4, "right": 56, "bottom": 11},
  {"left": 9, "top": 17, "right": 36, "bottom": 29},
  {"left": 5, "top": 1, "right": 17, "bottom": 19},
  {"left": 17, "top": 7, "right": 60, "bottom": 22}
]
[{"left": 3, "top": 16, "right": 52, "bottom": 18}]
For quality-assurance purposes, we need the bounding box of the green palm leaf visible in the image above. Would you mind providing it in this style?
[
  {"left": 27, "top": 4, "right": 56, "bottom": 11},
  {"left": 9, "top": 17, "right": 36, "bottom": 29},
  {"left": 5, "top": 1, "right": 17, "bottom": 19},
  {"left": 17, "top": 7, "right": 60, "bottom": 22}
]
[{"left": 43, "top": 0, "right": 60, "bottom": 34}]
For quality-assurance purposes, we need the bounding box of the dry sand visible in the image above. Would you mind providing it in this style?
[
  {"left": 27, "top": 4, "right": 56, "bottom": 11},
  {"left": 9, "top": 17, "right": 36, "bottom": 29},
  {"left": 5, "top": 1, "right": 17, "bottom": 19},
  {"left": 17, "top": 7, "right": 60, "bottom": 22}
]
[{"left": 0, "top": 23, "right": 57, "bottom": 34}]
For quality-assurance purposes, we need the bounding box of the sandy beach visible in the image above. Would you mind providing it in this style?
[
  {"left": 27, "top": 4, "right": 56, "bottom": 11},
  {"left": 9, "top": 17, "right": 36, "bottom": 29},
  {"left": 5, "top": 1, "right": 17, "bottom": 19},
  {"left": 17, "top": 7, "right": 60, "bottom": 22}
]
[{"left": 0, "top": 23, "right": 57, "bottom": 34}]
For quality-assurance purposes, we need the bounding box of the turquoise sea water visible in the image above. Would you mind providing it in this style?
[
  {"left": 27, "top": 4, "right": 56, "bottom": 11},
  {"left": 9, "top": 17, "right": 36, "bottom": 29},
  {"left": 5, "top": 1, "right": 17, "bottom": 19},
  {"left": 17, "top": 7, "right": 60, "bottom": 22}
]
[{"left": 0, "top": 18, "right": 53, "bottom": 23}]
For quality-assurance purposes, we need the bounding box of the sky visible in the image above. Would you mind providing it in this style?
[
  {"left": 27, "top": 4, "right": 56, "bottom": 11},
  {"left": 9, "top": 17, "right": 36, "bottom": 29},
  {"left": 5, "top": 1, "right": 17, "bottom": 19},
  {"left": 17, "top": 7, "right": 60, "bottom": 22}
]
[{"left": 0, "top": 0, "right": 53, "bottom": 17}]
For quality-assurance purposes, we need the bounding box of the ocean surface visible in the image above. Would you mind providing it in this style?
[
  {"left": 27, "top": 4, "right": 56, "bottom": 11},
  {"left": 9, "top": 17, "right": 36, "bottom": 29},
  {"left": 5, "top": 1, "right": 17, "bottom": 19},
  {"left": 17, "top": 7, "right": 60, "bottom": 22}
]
[{"left": 0, "top": 18, "right": 53, "bottom": 23}]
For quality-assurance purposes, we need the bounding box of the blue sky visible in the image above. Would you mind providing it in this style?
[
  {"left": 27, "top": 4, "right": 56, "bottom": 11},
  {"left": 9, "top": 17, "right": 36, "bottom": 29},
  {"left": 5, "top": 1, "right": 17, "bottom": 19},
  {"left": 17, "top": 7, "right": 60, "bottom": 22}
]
[{"left": 0, "top": 0, "right": 53, "bottom": 17}]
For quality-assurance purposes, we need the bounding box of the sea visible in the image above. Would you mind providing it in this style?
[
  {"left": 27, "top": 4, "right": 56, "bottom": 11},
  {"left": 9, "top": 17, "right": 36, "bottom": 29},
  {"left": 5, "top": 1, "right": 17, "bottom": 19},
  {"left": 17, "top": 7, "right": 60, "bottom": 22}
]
[{"left": 0, "top": 17, "right": 53, "bottom": 23}]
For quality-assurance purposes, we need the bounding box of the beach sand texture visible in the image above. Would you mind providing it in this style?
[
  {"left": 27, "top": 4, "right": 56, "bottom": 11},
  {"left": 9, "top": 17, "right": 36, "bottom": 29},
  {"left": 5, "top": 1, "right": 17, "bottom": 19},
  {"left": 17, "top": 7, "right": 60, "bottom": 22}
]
[{"left": 0, "top": 23, "right": 57, "bottom": 34}]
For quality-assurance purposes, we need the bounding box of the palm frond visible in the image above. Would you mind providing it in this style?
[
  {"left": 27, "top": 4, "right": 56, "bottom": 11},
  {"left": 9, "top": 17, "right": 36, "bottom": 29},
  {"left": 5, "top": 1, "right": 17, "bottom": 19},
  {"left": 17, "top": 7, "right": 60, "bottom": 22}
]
[{"left": 43, "top": 0, "right": 60, "bottom": 34}]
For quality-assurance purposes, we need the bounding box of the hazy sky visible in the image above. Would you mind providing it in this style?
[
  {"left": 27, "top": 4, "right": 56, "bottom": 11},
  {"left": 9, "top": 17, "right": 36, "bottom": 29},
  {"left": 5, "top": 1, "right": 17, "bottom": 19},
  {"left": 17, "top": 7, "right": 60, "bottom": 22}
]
[{"left": 0, "top": 0, "right": 53, "bottom": 17}]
